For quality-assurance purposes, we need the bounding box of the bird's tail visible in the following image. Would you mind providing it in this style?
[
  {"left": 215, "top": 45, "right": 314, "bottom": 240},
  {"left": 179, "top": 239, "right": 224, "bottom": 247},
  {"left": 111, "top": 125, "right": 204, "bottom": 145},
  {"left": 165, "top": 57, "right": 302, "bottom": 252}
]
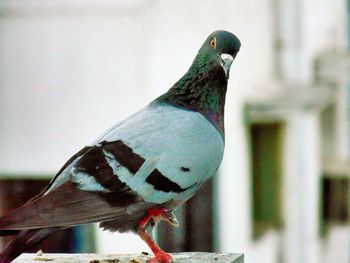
[{"left": 0, "top": 228, "right": 60, "bottom": 263}]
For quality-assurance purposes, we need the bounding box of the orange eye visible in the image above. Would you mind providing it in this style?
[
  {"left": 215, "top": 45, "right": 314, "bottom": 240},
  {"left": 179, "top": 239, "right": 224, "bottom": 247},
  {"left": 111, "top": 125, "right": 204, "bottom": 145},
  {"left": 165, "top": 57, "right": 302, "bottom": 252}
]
[{"left": 210, "top": 37, "right": 217, "bottom": 49}]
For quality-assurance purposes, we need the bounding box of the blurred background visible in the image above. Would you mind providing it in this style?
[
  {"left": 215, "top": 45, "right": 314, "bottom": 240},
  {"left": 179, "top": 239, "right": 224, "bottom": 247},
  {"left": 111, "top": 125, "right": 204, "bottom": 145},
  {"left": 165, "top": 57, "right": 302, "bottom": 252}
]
[{"left": 0, "top": 0, "right": 349, "bottom": 262}]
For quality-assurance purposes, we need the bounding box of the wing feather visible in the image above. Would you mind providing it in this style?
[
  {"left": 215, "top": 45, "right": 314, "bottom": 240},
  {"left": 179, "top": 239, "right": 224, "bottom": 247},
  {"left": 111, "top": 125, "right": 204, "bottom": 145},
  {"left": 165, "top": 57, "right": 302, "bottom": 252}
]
[{"left": 0, "top": 182, "right": 145, "bottom": 230}]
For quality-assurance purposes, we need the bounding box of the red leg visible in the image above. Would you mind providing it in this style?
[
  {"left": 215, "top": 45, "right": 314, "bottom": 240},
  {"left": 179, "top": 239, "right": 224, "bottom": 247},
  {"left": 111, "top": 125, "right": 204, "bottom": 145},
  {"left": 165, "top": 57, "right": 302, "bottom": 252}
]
[
  {"left": 138, "top": 229, "right": 173, "bottom": 263},
  {"left": 137, "top": 207, "right": 178, "bottom": 263},
  {"left": 139, "top": 207, "right": 165, "bottom": 229},
  {"left": 139, "top": 207, "right": 178, "bottom": 229}
]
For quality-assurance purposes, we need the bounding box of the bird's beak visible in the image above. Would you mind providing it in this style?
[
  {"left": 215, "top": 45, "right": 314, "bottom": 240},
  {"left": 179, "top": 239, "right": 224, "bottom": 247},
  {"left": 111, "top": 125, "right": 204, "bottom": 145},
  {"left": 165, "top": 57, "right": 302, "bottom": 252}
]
[{"left": 220, "top": 53, "right": 234, "bottom": 78}]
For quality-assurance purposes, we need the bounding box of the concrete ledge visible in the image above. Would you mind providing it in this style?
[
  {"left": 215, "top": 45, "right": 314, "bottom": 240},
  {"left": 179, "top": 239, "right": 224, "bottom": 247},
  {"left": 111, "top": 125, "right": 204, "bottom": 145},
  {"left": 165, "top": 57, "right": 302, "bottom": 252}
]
[{"left": 14, "top": 252, "right": 244, "bottom": 263}]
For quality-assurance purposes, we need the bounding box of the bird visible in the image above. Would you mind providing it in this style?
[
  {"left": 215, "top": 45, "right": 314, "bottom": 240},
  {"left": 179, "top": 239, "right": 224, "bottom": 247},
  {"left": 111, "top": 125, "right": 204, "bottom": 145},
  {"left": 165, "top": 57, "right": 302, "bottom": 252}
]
[{"left": 0, "top": 30, "right": 240, "bottom": 263}]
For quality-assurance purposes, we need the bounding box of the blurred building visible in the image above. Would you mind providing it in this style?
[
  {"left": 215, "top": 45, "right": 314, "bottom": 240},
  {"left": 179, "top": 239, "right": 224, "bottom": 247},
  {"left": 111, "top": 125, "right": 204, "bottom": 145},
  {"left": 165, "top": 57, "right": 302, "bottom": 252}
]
[{"left": 0, "top": 1, "right": 349, "bottom": 263}]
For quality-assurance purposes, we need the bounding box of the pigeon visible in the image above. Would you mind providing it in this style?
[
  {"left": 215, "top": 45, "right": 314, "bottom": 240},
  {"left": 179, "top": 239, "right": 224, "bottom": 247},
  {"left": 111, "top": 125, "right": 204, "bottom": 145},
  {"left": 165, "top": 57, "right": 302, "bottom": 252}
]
[{"left": 0, "top": 30, "right": 240, "bottom": 263}]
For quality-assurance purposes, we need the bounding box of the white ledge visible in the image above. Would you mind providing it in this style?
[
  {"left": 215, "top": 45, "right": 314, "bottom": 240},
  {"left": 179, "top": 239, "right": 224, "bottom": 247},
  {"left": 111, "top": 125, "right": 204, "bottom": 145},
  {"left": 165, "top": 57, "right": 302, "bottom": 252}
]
[{"left": 14, "top": 252, "right": 244, "bottom": 263}]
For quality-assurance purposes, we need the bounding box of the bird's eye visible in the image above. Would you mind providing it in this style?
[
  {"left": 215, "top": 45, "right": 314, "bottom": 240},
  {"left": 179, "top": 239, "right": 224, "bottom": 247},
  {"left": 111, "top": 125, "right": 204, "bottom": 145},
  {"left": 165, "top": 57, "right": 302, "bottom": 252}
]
[{"left": 210, "top": 37, "right": 216, "bottom": 49}]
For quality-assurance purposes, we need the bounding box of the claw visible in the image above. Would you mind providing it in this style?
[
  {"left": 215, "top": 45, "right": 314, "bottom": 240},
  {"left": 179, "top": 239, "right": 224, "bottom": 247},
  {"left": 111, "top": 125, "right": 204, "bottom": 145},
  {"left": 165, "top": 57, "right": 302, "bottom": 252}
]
[
  {"left": 163, "top": 211, "right": 179, "bottom": 227},
  {"left": 148, "top": 251, "right": 173, "bottom": 263}
]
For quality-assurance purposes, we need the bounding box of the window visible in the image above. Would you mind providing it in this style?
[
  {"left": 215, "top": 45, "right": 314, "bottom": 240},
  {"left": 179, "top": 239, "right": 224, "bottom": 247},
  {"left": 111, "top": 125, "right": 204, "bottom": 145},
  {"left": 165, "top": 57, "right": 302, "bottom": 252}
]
[
  {"left": 322, "top": 176, "right": 349, "bottom": 224},
  {"left": 0, "top": 179, "right": 96, "bottom": 253},
  {"left": 249, "top": 123, "right": 283, "bottom": 238}
]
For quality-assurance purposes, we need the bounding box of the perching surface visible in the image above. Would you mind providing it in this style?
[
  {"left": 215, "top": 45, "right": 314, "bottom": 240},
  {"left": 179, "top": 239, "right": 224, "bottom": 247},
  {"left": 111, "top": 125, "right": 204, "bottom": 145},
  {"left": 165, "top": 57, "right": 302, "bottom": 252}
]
[{"left": 14, "top": 252, "right": 244, "bottom": 263}]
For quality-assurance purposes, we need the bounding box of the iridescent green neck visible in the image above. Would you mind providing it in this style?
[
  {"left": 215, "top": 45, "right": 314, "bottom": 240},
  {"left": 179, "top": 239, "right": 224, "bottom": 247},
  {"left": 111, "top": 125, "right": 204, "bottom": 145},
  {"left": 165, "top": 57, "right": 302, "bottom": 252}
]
[{"left": 155, "top": 53, "right": 227, "bottom": 138}]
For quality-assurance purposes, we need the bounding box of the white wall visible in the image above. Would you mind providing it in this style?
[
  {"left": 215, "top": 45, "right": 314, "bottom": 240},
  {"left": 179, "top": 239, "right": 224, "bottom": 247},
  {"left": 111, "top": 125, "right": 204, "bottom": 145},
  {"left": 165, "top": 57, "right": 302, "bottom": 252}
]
[{"left": 0, "top": 0, "right": 276, "bottom": 173}]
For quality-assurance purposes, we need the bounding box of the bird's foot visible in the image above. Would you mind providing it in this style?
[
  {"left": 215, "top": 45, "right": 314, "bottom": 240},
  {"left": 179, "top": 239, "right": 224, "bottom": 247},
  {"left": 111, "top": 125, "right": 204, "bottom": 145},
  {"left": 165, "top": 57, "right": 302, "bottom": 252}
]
[
  {"left": 138, "top": 207, "right": 177, "bottom": 263},
  {"left": 139, "top": 207, "right": 178, "bottom": 229},
  {"left": 148, "top": 251, "right": 173, "bottom": 263},
  {"left": 138, "top": 226, "right": 173, "bottom": 263}
]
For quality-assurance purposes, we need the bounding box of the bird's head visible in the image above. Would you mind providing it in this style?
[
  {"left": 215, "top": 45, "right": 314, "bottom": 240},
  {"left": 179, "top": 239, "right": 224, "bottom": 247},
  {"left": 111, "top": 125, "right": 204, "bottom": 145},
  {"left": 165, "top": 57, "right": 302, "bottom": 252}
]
[{"left": 198, "top": 30, "right": 241, "bottom": 78}]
